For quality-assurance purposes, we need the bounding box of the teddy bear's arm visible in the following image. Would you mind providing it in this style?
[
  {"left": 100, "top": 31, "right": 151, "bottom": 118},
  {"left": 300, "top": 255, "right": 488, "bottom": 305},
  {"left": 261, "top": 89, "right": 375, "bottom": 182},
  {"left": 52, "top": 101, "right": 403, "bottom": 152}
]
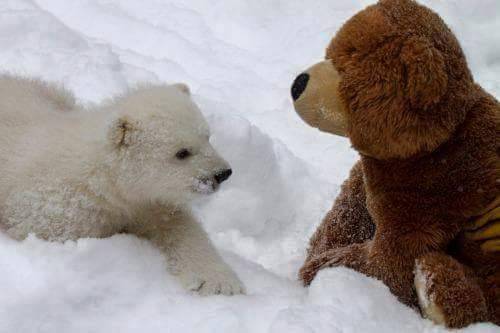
[{"left": 299, "top": 161, "right": 375, "bottom": 284}]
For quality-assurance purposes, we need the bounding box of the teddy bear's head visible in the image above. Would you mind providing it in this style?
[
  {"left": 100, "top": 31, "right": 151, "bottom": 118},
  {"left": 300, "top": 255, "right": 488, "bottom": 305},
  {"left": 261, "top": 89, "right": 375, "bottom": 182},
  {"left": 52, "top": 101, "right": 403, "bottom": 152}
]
[{"left": 291, "top": 0, "right": 474, "bottom": 159}]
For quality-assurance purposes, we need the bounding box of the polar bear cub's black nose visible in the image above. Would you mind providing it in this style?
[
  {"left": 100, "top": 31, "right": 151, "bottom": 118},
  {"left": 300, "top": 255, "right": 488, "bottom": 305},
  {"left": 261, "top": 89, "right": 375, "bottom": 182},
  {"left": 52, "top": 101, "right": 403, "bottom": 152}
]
[
  {"left": 291, "top": 73, "right": 310, "bottom": 101},
  {"left": 214, "top": 169, "right": 232, "bottom": 184}
]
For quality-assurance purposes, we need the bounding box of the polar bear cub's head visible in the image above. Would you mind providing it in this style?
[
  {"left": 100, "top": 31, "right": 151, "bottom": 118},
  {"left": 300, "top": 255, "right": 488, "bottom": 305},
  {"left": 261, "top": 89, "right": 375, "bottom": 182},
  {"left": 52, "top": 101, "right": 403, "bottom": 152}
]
[{"left": 106, "top": 84, "right": 231, "bottom": 205}]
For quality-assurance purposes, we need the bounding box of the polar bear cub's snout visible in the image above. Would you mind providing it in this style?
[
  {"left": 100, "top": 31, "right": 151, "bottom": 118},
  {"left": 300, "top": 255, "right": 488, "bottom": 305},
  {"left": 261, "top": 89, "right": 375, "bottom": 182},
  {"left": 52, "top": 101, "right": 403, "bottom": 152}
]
[{"left": 193, "top": 168, "right": 232, "bottom": 194}]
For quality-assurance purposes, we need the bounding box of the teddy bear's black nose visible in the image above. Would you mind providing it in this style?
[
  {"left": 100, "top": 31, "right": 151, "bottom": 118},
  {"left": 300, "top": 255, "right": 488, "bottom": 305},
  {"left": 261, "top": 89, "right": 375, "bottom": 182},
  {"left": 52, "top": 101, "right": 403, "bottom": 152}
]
[
  {"left": 214, "top": 169, "right": 232, "bottom": 184},
  {"left": 291, "top": 73, "right": 310, "bottom": 101}
]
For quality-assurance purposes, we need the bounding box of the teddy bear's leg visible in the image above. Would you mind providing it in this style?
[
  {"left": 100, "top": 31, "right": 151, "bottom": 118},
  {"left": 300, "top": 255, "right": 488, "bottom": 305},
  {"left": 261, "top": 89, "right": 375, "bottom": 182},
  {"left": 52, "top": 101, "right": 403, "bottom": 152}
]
[
  {"left": 414, "top": 252, "right": 488, "bottom": 328},
  {"left": 483, "top": 272, "right": 500, "bottom": 326},
  {"left": 299, "top": 161, "right": 375, "bottom": 285}
]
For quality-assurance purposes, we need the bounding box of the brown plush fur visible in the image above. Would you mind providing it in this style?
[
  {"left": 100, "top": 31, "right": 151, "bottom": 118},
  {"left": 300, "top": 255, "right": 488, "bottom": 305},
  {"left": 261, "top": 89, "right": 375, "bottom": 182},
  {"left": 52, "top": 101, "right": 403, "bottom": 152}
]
[
  {"left": 302, "top": 161, "right": 374, "bottom": 263},
  {"left": 415, "top": 252, "right": 489, "bottom": 327},
  {"left": 298, "top": 0, "right": 499, "bottom": 328}
]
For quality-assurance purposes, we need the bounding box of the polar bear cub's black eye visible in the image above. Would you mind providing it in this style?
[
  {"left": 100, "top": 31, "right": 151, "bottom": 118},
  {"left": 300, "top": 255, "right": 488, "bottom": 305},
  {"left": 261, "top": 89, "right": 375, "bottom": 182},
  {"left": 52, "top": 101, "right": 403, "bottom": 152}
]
[{"left": 175, "top": 148, "right": 191, "bottom": 160}]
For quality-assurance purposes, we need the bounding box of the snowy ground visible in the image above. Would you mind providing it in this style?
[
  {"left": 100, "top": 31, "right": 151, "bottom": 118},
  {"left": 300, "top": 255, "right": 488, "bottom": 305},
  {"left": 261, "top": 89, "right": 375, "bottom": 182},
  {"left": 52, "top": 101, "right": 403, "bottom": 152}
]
[{"left": 0, "top": 0, "right": 499, "bottom": 332}]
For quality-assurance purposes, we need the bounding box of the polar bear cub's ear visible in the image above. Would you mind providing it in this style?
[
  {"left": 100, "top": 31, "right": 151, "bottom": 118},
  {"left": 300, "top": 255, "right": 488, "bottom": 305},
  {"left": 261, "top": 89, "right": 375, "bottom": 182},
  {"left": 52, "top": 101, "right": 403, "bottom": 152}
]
[
  {"left": 108, "top": 116, "right": 136, "bottom": 148},
  {"left": 172, "top": 83, "right": 191, "bottom": 95}
]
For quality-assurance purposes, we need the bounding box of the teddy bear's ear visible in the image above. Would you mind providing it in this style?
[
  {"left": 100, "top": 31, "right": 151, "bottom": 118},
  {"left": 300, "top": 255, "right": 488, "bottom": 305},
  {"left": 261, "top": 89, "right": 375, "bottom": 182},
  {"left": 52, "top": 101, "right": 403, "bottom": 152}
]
[
  {"left": 108, "top": 116, "right": 136, "bottom": 148},
  {"left": 401, "top": 36, "right": 448, "bottom": 110}
]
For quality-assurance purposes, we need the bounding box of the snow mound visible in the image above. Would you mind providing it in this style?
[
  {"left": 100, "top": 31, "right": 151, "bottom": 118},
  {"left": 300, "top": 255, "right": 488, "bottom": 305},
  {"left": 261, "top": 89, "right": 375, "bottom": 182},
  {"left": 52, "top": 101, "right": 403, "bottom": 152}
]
[
  {"left": 197, "top": 113, "right": 335, "bottom": 278},
  {"left": 1, "top": 0, "right": 499, "bottom": 332}
]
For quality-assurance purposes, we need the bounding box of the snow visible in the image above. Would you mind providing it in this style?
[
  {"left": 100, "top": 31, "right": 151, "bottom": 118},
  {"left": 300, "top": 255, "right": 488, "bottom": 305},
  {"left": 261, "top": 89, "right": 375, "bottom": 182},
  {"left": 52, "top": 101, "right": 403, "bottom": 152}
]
[{"left": 0, "top": 0, "right": 499, "bottom": 332}]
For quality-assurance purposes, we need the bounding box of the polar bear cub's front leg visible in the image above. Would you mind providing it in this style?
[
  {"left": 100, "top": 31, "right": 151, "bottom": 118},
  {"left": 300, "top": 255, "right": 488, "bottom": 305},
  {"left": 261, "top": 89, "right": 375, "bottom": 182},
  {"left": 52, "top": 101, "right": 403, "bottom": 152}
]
[
  {"left": 165, "top": 212, "right": 245, "bottom": 296},
  {"left": 132, "top": 208, "right": 245, "bottom": 296}
]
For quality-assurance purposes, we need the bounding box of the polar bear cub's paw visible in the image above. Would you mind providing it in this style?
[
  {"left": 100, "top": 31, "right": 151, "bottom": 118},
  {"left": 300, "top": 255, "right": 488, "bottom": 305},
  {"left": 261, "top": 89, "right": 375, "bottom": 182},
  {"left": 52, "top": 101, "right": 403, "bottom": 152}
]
[{"left": 180, "top": 268, "right": 245, "bottom": 296}]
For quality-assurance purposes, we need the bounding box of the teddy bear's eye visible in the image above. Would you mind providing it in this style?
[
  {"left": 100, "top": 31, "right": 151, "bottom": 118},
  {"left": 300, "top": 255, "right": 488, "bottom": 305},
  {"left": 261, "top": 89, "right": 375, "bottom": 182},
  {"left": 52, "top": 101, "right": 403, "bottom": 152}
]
[{"left": 175, "top": 148, "right": 191, "bottom": 160}]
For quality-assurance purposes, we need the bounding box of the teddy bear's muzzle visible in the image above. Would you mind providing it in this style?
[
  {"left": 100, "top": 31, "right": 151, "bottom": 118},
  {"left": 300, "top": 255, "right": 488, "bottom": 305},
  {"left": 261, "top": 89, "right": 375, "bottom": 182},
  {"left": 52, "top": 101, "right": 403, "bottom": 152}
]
[{"left": 290, "top": 60, "right": 348, "bottom": 137}]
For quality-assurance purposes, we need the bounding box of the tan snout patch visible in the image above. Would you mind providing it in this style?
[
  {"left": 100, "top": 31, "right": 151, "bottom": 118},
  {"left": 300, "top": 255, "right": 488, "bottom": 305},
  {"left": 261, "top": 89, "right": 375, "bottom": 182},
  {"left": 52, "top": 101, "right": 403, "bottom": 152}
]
[{"left": 292, "top": 60, "right": 347, "bottom": 137}]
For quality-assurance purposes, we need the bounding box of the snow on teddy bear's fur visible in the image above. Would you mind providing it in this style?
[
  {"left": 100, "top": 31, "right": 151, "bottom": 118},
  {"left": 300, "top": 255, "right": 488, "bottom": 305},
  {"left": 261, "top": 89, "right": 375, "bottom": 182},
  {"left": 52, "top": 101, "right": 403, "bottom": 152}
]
[{"left": 0, "top": 75, "right": 244, "bottom": 296}]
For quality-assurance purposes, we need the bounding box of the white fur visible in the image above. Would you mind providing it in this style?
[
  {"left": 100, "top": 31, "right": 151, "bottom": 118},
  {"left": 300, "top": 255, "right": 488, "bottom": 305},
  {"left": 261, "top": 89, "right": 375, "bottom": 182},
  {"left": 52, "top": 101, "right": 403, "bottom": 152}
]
[{"left": 0, "top": 75, "right": 244, "bottom": 296}]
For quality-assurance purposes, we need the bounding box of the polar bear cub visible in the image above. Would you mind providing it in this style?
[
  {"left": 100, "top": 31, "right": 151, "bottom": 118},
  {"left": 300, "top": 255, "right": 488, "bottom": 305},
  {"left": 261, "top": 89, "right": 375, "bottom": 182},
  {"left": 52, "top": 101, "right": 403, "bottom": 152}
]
[{"left": 0, "top": 75, "right": 244, "bottom": 296}]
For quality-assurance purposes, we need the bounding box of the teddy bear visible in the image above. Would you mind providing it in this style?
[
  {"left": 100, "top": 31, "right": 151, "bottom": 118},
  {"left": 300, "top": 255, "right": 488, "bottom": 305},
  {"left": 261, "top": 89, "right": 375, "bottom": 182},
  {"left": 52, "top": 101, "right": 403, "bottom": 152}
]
[{"left": 290, "top": 0, "right": 499, "bottom": 328}]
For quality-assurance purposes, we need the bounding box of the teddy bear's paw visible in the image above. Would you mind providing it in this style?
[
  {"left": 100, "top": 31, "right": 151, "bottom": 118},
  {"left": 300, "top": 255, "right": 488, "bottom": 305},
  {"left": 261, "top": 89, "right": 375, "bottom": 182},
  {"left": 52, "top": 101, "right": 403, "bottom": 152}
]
[
  {"left": 299, "top": 262, "right": 319, "bottom": 286},
  {"left": 180, "top": 270, "right": 246, "bottom": 296},
  {"left": 299, "top": 253, "right": 332, "bottom": 286},
  {"left": 414, "top": 255, "right": 489, "bottom": 328},
  {"left": 299, "top": 243, "right": 370, "bottom": 285}
]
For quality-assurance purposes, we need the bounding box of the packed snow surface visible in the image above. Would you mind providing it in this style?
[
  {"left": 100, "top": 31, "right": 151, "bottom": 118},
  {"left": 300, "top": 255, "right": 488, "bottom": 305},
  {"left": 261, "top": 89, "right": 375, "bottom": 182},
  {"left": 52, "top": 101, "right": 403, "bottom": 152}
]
[{"left": 1, "top": 0, "right": 499, "bottom": 332}]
